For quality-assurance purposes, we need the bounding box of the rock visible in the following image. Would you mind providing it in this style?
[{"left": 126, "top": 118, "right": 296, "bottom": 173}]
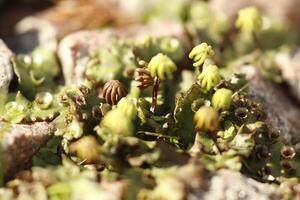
[
  {"left": 203, "top": 169, "right": 277, "bottom": 200},
  {"left": 0, "top": 40, "right": 14, "bottom": 106},
  {"left": 242, "top": 65, "right": 300, "bottom": 143},
  {"left": 0, "top": 122, "right": 55, "bottom": 180},
  {"left": 275, "top": 48, "right": 300, "bottom": 103},
  {"left": 58, "top": 21, "right": 191, "bottom": 85},
  {"left": 5, "top": 0, "right": 115, "bottom": 53},
  {"left": 209, "top": 0, "right": 300, "bottom": 27},
  {"left": 14, "top": 17, "right": 58, "bottom": 53}
]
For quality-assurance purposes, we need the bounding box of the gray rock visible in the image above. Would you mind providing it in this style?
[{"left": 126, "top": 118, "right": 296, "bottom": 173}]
[
  {"left": 0, "top": 40, "right": 13, "bottom": 106},
  {"left": 203, "top": 169, "right": 277, "bottom": 200},
  {"left": 6, "top": 0, "right": 116, "bottom": 53},
  {"left": 1, "top": 122, "right": 55, "bottom": 180},
  {"left": 58, "top": 21, "right": 191, "bottom": 85},
  {"left": 242, "top": 65, "right": 300, "bottom": 143},
  {"left": 14, "top": 17, "right": 58, "bottom": 53},
  {"left": 275, "top": 48, "right": 300, "bottom": 103}
]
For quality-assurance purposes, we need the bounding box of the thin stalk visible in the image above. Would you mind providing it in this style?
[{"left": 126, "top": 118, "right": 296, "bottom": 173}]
[
  {"left": 252, "top": 32, "right": 262, "bottom": 49},
  {"left": 151, "top": 77, "right": 160, "bottom": 113},
  {"left": 211, "top": 133, "right": 222, "bottom": 155},
  {"left": 198, "top": 63, "right": 204, "bottom": 73}
]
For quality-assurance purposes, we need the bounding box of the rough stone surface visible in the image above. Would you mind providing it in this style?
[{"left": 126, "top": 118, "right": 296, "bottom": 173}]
[
  {"left": 203, "top": 169, "right": 277, "bottom": 200},
  {"left": 242, "top": 65, "right": 300, "bottom": 143},
  {"left": 6, "top": 0, "right": 115, "bottom": 53},
  {"left": 0, "top": 40, "right": 13, "bottom": 109},
  {"left": 0, "top": 40, "right": 13, "bottom": 95},
  {"left": 58, "top": 21, "right": 191, "bottom": 85},
  {"left": 14, "top": 17, "right": 58, "bottom": 53},
  {"left": 275, "top": 48, "right": 300, "bottom": 103},
  {"left": 1, "top": 122, "right": 55, "bottom": 180}
]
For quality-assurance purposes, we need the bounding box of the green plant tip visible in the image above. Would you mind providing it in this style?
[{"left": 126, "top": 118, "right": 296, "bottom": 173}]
[
  {"left": 235, "top": 6, "right": 262, "bottom": 33},
  {"left": 148, "top": 53, "right": 177, "bottom": 80},
  {"left": 100, "top": 109, "right": 134, "bottom": 137},
  {"left": 189, "top": 43, "right": 214, "bottom": 68},
  {"left": 198, "top": 65, "right": 221, "bottom": 92},
  {"left": 212, "top": 88, "right": 233, "bottom": 110},
  {"left": 35, "top": 92, "right": 53, "bottom": 109},
  {"left": 69, "top": 136, "right": 101, "bottom": 164},
  {"left": 117, "top": 97, "right": 137, "bottom": 120},
  {"left": 194, "top": 106, "right": 219, "bottom": 132}
]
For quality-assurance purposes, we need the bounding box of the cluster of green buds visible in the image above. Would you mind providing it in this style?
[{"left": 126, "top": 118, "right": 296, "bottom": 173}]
[
  {"left": 189, "top": 42, "right": 215, "bottom": 69},
  {"left": 235, "top": 6, "right": 262, "bottom": 48},
  {"left": 2, "top": 91, "right": 59, "bottom": 123},
  {"left": 100, "top": 97, "right": 137, "bottom": 137},
  {"left": 117, "top": 97, "right": 138, "bottom": 120},
  {"left": 193, "top": 105, "right": 222, "bottom": 153},
  {"left": 85, "top": 39, "right": 136, "bottom": 84},
  {"left": 3, "top": 100, "right": 28, "bottom": 123},
  {"left": 188, "top": 43, "right": 222, "bottom": 93},
  {"left": 194, "top": 106, "right": 219, "bottom": 132},
  {"left": 212, "top": 88, "right": 233, "bottom": 110},
  {"left": 148, "top": 53, "right": 177, "bottom": 80},
  {"left": 133, "top": 35, "right": 184, "bottom": 62},
  {"left": 197, "top": 65, "right": 221, "bottom": 92},
  {"left": 14, "top": 47, "right": 60, "bottom": 98},
  {"left": 147, "top": 53, "right": 177, "bottom": 112},
  {"left": 30, "top": 92, "right": 59, "bottom": 121},
  {"left": 69, "top": 136, "right": 101, "bottom": 164},
  {"left": 53, "top": 85, "right": 104, "bottom": 150},
  {"left": 235, "top": 6, "right": 262, "bottom": 34}
]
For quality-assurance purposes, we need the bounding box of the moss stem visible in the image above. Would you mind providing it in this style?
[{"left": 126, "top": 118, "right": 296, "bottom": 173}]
[
  {"left": 252, "top": 32, "right": 262, "bottom": 49},
  {"left": 151, "top": 77, "right": 160, "bottom": 113}
]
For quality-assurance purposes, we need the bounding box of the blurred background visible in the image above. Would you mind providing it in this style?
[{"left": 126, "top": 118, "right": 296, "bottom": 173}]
[{"left": 1, "top": 0, "right": 300, "bottom": 53}]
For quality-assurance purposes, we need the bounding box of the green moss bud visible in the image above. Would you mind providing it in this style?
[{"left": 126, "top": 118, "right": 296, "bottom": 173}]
[
  {"left": 34, "top": 92, "right": 53, "bottom": 109},
  {"left": 194, "top": 106, "right": 219, "bottom": 132},
  {"left": 3, "top": 102, "right": 26, "bottom": 123},
  {"left": 117, "top": 97, "right": 137, "bottom": 120},
  {"left": 64, "top": 119, "right": 83, "bottom": 140},
  {"left": 31, "top": 47, "right": 60, "bottom": 76},
  {"left": 189, "top": 43, "right": 214, "bottom": 68},
  {"left": 69, "top": 136, "right": 101, "bottom": 164},
  {"left": 198, "top": 65, "right": 221, "bottom": 92},
  {"left": 47, "top": 182, "right": 71, "bottom": 200},
  {"left": 100, "top": 109, "right": 134, "bottom": 136},
  {"left": 212, "top": 88, "right": 233, "bottom": 110},
  {"left": 2, "top": 92, "right": 29, "bottom": 123},
  {"left": 152, "top": 176, "right": 185, "bottom": 200},
  {"left": 159, "top": 37, "right": 184, "bottom": 62},
  {"left": 235, "top": 6, "right": 262, "bottom": 33},
  {"left": 135, "top": 35, "right": 152, "bottom": 49},
  {"left": 148, "top": 53, "right": 177, "bottom": 80}
]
